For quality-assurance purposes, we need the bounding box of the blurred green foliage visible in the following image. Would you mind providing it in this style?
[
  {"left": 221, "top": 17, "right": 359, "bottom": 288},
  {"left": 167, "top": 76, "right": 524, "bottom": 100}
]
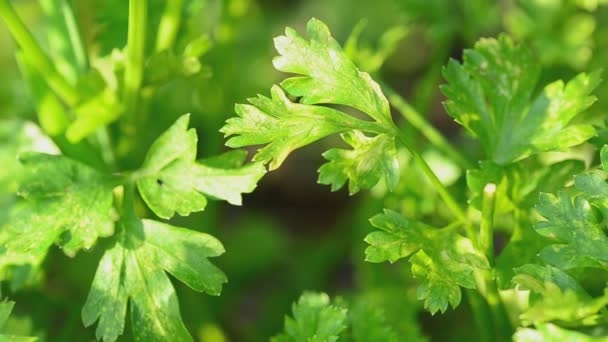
[{"left": 0, "top": 0, "right": 608, "bottom": 341}]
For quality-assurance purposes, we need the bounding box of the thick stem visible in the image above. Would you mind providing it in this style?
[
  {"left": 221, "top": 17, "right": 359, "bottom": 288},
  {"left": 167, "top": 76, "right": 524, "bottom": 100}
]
[
  {"left": 0, "top": 0, "right": 79, "bottom": 105},
  {"left": 465, "top": 289, "right": 494, "bottom": 342},
  {"left": 96, "top": 128, "right": 116, "bottom": 170},
  {"left": 479, "top": 183, "right": 512, "bottom": 340},
  {"left": 383, "top": 83, "right": 472, "bottom": 170},
  {"left": 123, "top": 0, "right": 147, "bottom": 120},
  {"left": 155, "top": 0, "right": 183, "bottom": 52},
  {"left": 479, "top": 183, "right": 496, "bottom": 262},
  {"left": 395, "top": 130, "right": 466, "bottom": 222}
]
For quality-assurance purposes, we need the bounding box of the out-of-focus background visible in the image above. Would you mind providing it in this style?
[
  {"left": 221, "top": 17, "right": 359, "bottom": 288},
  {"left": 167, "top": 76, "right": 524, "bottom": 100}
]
[{"left": 1, "top": 0, "right": 607, "bottom": 341}]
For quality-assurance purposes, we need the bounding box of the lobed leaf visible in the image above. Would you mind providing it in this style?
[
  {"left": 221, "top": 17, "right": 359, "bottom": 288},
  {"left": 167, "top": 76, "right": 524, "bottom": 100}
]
[
  {"left": 272, "top": 292, "right": 348, "bottom": 342},
  {"left": 0, "top": 153, "right": 116, "bottom": 285},
  {"left": 82, "top": 217, "right": 226, "bottom": 342},
  {"left": 441, "top": 35, "right": 600, "bottom": 164},
  {"left": 365, "top": 209, "right": 489, "bottom": 313},
  {"left": 535, "top": 191, "right": 608, "bottom": 270},
  {"left": 138, "top": 114, "right": 266, "bottom": 219},
  {"left": 222, "top": 85, "right": 384, "bottom": 171},
  {"left": 273, "top": 18, "right": 392, "bottom": 125},
  {"left": 513, "top": 264, "right": 608, "bottom": 325},
  {"left": 222, "top": 18, "right": 398, "bottom": 194},
  {"left": 318, "top": 131, "right": 399, "bottom": 194}
]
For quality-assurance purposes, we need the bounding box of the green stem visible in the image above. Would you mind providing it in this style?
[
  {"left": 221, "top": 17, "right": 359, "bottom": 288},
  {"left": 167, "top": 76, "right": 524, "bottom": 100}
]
[
  {"left": 0, "top": 0, "right": 79, "bottom": 105},
  {"left": 479, "top": 183, "right": 496, "bottom": 262},
  {"left": 155, "top": 0, "right": 183, "bottom": 52},
  {"left": 123, "top": 0, "right": 147, "bottom": 120},
  {"left": 465, "top": 289, "right": 494, "bottom": 342},
  {"left": 395, "top": 130, "right": 466, "bottom": 222},
  {"left": 479, "top": 183, "right": 512, "bottom": 340},
  {"left": 59, "top": 0, "right": 88, "bottom": 71},
  {"left": 382, "top": 84, "right": 472, "bottom": 170},
  {"left": 96, "top": 128, "right": 116, "bottom": 170}
]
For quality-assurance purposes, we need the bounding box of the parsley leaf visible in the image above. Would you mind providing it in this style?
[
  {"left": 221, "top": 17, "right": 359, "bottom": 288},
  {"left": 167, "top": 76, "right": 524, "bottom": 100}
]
[
  {"left": 82, "top": 216, "right": 226, "bottom": 342},
  {"left": 534, "top": 147, "right": 608, "bottom": 271},
  {"left": 273, "top": 18, "right": 392, "bottom": 126},
  {"left": 441, "top": 35, "right": 600, "bottom": 165},
  {"left": 0, "top": 120, "right": 59, "bottom": 195},
  {"left": 0, "top": 153, "right": 116, "bottom": 284},
  {"left": 513, "top": 264, "right": 608, "bottom": 325},
  {"left": 535, "top": 191, "right": 608, "bottom": 270},
  {"left": 223, "top": 85, "right": 360, "bottom": 170},
  {"left": 364, "top": 209, "right": 489, "bottom": 313},
  {"left": 272, "top": 292, "right": 348, "bottom": 342},
  {"left": 222, "top": 18, "right": 399, "bottom": 193},
  {"left": 137, "top": 114, "right": 266, "bottom": 219},
  {"left": 318, "top": 131, "right": 399, "bottom": 195}
]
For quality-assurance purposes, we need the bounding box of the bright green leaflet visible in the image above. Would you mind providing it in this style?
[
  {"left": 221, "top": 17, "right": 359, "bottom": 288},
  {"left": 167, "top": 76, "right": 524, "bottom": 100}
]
[
  {"left": 318, "top": 131, "right": 399, "bottom": 195},
  {"left": 137, "top": 114, "right": 266, "bottom": 219},
  {"left": 364, "top": 209, "right": 489, "bottom": 314},
  {"left": 441, "top": 34, "right": 600, "bottom": 165},
  {"left": 82, "top": 216, "right": 226, "bottom": 342},
  {"left": 0, "top": 120, "right": 59, "bottom": 195},
  {"left": 535, "top": 191, "right": 608, "bottom": 270},
  {"left": 221, "top": 18, "right": 400, "bottom": 193},
  {"left": 534, "top": 147, "right": 608, "bottom": 270},
  {"left": 273, "top": 18, "right": 392, "bottom": 126},
  {"left": 0, "top": 298, "right": 37, "bottom": 341},
  {"left": 272, "top": 292, "right": 348, "bottom": 342},
  {"left": 0, "top": 153, "right": 115, "bottom": 284},
  {"left": 273, "top": 290, "right": 421, "bottom": 342}
]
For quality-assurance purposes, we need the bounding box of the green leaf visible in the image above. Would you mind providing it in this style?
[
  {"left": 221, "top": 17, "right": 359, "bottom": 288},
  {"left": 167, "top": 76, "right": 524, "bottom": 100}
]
[
  {"left": 272, "top": 292, "right": 348, "bottom": 342},
  {"left": 535, "top": 191, "right": 608, "bottom": 270},
  {"left": 514, "top": 324, "right": 606, "bottom": 342},
  {"left": 513, "top": 264, "right": 608, "bottom": 325},
  {"left": 273, "top": 18, "right": 392, "bottom": 126},
  {"left": 513, "top": 264, "right": 587, "bottom": 296},
  {"left": 364, "top": 209, "right": 489, "bottom": 313},
  {"left": 441, "top": 35, "right": 600, "bottom": 164},
  {"left": 318, "top": 131, "right": 399, "bottom": 194},
  {"left": 222, "top": 85, "right": 385, "bottom": 171},
  {"left": 137, "top": 114, "right": 266, "bottom": 219},
  {"left": 82, "top": 217, "right": 226, "bottom": 342},
  {"left": 0, "top": 120, "right": 59, "bottom": 195},
  {"left": 494, "top": 224, "right": 552, "bottom": 289},
  {"left": 222, "top": 18, "right": 397, "bottom": 189},
  {"left": 0, "top": 153, "right": 116, "bottom": 285},
  {"left": 0, "top": 298, "right": 37, "bottom": 341}
]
